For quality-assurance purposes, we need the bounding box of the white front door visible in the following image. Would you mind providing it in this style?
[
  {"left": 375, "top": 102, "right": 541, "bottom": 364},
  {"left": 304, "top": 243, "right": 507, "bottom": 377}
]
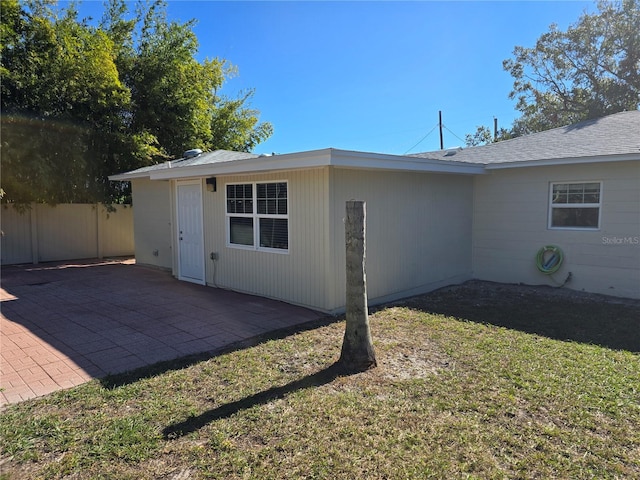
[{"left": 176, "top": 181, "right": 205, "bottom": 284}]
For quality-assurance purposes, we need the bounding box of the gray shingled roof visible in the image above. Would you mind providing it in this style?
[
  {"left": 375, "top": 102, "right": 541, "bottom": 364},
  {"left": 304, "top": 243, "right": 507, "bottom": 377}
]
[
  {"left": 410, "top": 110, "right": 640, "bottom": 165},
  {"left": 120, "top": 150, "right": 260, "bottom": 176},
  {"left": 111, "top": 112, "right": 639, "bottom": 181}
]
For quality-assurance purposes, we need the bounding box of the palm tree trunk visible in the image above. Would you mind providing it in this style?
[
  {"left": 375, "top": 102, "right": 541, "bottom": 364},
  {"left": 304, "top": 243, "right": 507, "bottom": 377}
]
[{"left": 339, "top": 200, "right": 377, "bottom": 372}]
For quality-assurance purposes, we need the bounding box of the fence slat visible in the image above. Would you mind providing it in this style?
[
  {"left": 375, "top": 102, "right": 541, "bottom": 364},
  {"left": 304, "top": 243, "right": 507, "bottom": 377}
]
[
  {"left": 0, "top": 204, "right": 134, "bottom": 265},
  {"left": 0, "top": 206, "right": 33, "bottom": 264}
]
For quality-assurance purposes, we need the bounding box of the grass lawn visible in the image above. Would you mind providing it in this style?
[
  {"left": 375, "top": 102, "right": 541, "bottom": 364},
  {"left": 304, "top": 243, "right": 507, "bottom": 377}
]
[{"left": 1, "top": 282, "right": 639, "bottom": 479}]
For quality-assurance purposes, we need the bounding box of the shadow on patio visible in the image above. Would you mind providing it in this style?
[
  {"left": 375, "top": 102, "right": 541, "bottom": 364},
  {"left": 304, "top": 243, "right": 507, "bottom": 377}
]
[{"left": 0, "top": 259, "right": 325, "bottom": 406}]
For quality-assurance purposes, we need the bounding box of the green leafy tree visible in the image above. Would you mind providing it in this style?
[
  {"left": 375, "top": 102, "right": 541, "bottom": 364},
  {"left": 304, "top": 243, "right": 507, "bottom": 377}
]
[
  {"left": 113, "top": 0, "right": 272, "bottom": 158},
  {"left": 1, "top": 1, "right": 132, "bottom": 204},
  {"left": 503, "top": 0, "right": 640, "bottom": 134},
  {"left": 1, "top": 0, "right": 272, "bottom": 206},
  {"left": 467, "top": 0, "right": 639, "bottom": 144},
  {"left": 210, "top": 89, "right": 274, "bottom": 152},
  {"left": 127, "top": 1, "right": 220, "bottom": 158},
  {"left": 464, "top": 125, "right": 514, "bottom": 147}
]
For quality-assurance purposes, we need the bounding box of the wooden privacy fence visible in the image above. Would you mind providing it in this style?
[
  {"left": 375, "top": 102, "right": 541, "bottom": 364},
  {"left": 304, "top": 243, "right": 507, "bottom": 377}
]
[{"left": 1, "top": 204, "right": 134, "bottom": 265}]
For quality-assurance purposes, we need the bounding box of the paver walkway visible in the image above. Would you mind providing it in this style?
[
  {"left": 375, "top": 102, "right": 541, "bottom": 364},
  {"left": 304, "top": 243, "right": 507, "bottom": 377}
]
[{"left": 0, "top": 259, "right": 323, "bottom": 407}]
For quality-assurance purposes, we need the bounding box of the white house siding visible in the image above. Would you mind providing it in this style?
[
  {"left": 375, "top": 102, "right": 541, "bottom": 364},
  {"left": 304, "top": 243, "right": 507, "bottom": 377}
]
[
  {"left": 472, "top": 161, "right": 640, "bottom": 299},
  {"left": 202, "top": 168, "right": 330, "bottom": 310},
  {"left": 327, "top": 168, "right": 474, "bottom": 312},
  {"left": 131, "top": 178, "right": 173, "bottom": 269}
]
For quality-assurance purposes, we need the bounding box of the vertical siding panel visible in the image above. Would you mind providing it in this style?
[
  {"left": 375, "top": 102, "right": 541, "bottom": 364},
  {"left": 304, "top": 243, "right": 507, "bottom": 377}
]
[
  {"left": 472, "top": 161, "right": 640, "bottom": 299},
  {"left": 202, "top": 168, "right": 329, "bottom": 310},
  {"left": 200, "top": 166, "right": 474, "bottom": 311},
  {"left": 328, "top": 168, "right": 474, "bottom": 311},
  {"left": 0, "top": 206, "right": 33, "bottom": 264},
  {"left": 131, "top": 179, "right": 173, "bottom": 269}
]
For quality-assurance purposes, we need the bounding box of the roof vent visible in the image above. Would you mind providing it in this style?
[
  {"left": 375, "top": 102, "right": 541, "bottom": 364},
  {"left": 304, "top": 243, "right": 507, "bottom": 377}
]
[
  {"left": 444, "top": 147, "right": 463, "bottom": 157},
  {"left": 183, "top": 148, "right": 203, "bottom": 159}
]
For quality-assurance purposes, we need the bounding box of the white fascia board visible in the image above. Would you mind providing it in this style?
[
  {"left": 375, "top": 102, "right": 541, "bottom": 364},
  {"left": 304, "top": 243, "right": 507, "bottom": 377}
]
[
  {"left": 108, "top": 172, "right": 153, "bottom": 181},
  {"left": 117, "top": 147, "right": 485, "bottom": 181},
  {"left": 485, "top": 153, "right": 640, "bottom": 170},
  {"left": 148, "top": 149, "right": 334, "bottom": 180},
  {"left": 329, "top": 149, "right": 486, "bottom": 174},
  {"left": 108, "top": 150, "right": 640, "bottom": 180}
]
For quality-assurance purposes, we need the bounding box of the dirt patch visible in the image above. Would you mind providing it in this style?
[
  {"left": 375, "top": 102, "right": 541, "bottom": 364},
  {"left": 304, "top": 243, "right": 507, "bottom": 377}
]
[
  {"left": 393, "top": 280, "right": 640, "bottom": 353},
  {"left": 377, "top": 342, "right": 451, "bottom": 381},
  {"left": 417, "top": 279, "right": 640, "bottom": 307},
  {"left": 372, "top": 317, "right": 452, "bottom": 381},
  {"left": 317, "top": 280, "right": 639, "bottom": 386}
]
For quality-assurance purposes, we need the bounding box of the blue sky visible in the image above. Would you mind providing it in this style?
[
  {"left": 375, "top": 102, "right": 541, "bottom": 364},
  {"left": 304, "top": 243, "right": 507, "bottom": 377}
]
[{"left": 72, "top": 1, "right": 594, "bottom": 155}]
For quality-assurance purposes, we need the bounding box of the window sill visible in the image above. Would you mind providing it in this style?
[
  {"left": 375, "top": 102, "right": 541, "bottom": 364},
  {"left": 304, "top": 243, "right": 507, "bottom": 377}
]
[
  {"left": 227, "top": 243, "right": 289, "bottom": 255},
  {"left": 547, "top": 226, "right": 601, "bottom": 231}
]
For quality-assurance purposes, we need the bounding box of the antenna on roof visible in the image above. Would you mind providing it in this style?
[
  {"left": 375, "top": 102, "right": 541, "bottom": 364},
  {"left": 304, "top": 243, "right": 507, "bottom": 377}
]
[
  {"left": 439, "top": 111, "right": 444, "bottom": 150},
  {"left": 494, "top": 117, "right": 498, "bottom": 141}
]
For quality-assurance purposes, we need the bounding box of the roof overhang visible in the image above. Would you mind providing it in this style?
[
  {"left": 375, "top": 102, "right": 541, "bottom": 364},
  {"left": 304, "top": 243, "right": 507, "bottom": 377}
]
[
  {"left": 109, "top": 148, "right": 486, "bottom": 181},
  {"left": 109, "top": 148, "right": 638, "bottom": 182},
  {"left": 328, "top": 149, "right": 485, "bottom": 174},
  {"left": 109, "top": 170, "right": 162, "bottom": 181},
  {"left": 484, "top": 153, "right": 640, "bottom": 170}
]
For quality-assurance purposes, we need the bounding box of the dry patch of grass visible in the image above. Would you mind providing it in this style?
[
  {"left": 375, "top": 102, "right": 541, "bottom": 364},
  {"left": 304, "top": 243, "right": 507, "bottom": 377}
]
[{"left": 1, "top": 284, "right": 639, "bottom": 479}]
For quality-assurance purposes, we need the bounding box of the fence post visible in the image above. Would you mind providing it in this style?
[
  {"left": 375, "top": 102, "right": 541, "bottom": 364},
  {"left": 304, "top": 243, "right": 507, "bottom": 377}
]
[
  {"left": 30, "top": 203, "right": 39, "bottom": 264},
  {"left": 96, "top": 203, "right": 104, "bottom": 259}
]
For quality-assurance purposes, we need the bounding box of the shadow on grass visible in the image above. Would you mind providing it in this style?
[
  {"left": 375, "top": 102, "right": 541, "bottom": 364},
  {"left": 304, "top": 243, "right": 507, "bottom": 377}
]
[
  {"left": 397, "top": 281, "right": 640, "bottom": 353},
  {"left": 163, "top": 363, "right": 347, "bottom": 439},
  {"left": 100, "top": 317, "right": 339, "bottom": 390}
]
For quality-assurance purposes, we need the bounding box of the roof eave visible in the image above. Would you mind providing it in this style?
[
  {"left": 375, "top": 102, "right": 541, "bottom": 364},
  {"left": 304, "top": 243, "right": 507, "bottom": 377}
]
[
  {"left": 140, "top": 147, "right": 483, "bottom": 180},
  {"left": 147, "top": 149, "right": 334, "bottom": 180},
  {"left": 329, "top": 149, "right": 485, "bottom": 174},
  {"left": 109, "top": 148, "right": 637, "bottom": 181},
  {"left": 108, "top": 171, "right": 155, "bottom": 181},
  {"left": 485, "top": 152, "right": 640, "bottom": 170}
]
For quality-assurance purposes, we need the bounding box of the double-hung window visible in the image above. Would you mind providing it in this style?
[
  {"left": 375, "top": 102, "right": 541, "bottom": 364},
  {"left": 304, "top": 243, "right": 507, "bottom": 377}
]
[
  {"left": 226, "top": 181, "right": 288, "bottom": 251},
  {"left": 549, "top": 182, "right": 601, "bottom": 229}
]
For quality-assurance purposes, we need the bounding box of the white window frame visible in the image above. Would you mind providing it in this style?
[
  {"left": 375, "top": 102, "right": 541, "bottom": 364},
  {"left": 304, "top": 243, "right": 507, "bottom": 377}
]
[
  {"left": 548, "top": 181, "right": 602, "bottom": 231},
  {"left": 225, "top": 181, "right": 289, "bottom": 253}
]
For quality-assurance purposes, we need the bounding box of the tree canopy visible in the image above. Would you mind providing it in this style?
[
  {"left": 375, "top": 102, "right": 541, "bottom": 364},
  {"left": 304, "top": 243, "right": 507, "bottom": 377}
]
[
  {"left": 1, "top": 0, "right": 272, "bottom": 205},
  {"left": 467, "top": 0, "right": 639, "bottom": 146}
]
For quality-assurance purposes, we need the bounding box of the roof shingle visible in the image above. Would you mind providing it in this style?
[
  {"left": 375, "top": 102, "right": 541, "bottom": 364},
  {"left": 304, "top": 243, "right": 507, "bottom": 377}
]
[
  {"left": 410, "top": 110, "right": 640, "bottom": 165},
  {"left": 120, "top": 150, "right": 260, "bottom": 176}
]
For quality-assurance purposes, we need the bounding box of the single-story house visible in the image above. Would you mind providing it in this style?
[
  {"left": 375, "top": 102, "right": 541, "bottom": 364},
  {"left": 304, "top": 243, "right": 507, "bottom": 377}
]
[{"left": 110, "top": 110, "right": 640, "bottom": 312}]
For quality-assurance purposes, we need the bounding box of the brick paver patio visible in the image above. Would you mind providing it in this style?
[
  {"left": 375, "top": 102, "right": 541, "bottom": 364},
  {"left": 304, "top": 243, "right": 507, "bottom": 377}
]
[{"left": 0, "top": 259, "right": 324, "bottom": 407}]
